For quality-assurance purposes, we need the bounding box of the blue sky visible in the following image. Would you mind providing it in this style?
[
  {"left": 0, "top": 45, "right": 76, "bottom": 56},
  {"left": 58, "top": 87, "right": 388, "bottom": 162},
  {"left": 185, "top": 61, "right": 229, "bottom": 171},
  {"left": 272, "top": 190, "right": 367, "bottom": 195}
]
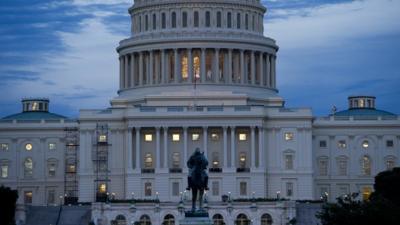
[{"left": 0, "top": 0, "right": 399, "bottom": 118}]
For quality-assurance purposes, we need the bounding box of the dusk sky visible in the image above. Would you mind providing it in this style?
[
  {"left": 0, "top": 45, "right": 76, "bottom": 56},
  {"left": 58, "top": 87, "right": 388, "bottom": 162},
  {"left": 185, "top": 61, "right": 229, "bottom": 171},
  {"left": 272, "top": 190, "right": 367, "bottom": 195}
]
[{"left": 1, "top": 0, "right": 399, "bottom": 118}]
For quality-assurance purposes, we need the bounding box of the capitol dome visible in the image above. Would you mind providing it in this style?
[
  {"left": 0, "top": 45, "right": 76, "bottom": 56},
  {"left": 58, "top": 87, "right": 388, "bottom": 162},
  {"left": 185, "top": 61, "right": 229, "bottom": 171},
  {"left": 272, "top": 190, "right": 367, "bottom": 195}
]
[{"left": 113, "top": 0, "right": 281, "bottom": 108}]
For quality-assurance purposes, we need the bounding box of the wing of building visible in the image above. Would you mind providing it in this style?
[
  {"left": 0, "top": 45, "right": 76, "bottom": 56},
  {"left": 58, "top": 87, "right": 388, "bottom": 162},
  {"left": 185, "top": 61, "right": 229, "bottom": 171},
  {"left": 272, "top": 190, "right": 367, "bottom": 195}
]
[{"left": 0, "top": 1, "right": 399, "bottom": 225}]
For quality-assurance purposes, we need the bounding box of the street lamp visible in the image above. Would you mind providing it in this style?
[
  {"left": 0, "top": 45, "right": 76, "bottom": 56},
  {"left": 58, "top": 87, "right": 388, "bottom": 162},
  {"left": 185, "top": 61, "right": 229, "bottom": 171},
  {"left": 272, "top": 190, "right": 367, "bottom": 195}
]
[{"left": 276, "top": 191, "right": 281, "bottom": 200}]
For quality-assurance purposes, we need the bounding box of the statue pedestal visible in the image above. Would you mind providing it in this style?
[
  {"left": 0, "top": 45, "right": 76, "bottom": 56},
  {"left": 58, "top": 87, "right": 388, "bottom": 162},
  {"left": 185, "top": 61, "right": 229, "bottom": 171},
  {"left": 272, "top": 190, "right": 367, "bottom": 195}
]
[{"left": 179, "top": 211, "right": 212, "bottom": 225}]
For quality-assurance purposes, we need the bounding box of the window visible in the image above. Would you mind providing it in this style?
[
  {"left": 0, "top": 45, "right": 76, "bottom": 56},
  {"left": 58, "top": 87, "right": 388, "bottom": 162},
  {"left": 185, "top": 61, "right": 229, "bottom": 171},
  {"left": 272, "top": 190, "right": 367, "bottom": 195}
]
[
  {"left": 182, "top": 12, "right": 188, "bottom": 27},
  {"left": 285, "top": 154, "right": 294, "bottom": 170},
  {"left": 252, "top": 15, "right": 255, "bottom": 31},
  {"left": 261, "top": 214, "right": 273, "bottom": 225},
  {"left": 362, "top": 187, "right": 372, "bottom": 201},
  {"left": 145, "top": 134, "right": 153, "bottom": 142},
  {"left": 362, "top": 140, "right": 369, "bottom": 149},
  {"left": 192, "top": 133, "right": 200, "bottom": 141},
  {"left": 163, "top": 215, "right": 175, "bottom": 225},
  {"left": 99, "top": 183, "right": 107, "bottom": 193},
  {"left": 286, "top": 182, "right": 293, "bottom": 197},
  {"left": 145, "top": 15, "right": 148, "bottom": 31},
  {"left": 48, "top": 143, "right": 56, "bottom": 150},
  {"left": 211, "top": 133, "right": 220, "bottom": 141},
  {"left": 144, "top": 182, "right": 152, "bottom": 196},
  {"left": 1, "top": 165, "right": 8, "bottom": 178},
  {"left": 172, "top": 182, "right": 179, "bottom": 196},
  {"left": 115, "top": 215, "right": 127, "bottom": 225},
  {"left": 245, "top": 14, "right": 248, "bottom": 30},
  {"left": 217, "top": 11, "right": 222, "bottom": 27},
  {"left": 48, "top": 162, "right": 56, "bottom": 177},
  {"left": 24, "top": 158, "right": 33, "bottom": 177},
  {"left": 213, "top": 214, "right": 225, "bottom": 225},
  {"left": 239, "top": 133, "right": 247, "bottom": 141},
  {"left": 237, "top": 13, "right": 241, "bottom": 29},
  {"left": 386, "top": 158, "right": 395, "bottom": 170},
  {"left": 212, "top": 181, "right": 219, "bottom": 196},
  {"left": 227, "top": 12, "right": 232, "bottom": 28},
  {"left": 194, "top": 11, "right": 199, "bottom": 27},
  {"left": 235, "top": 214, "right": 250, "bottom": 225},
  {"left": 240, "top": 182, "right": 247, "bottom": 196},
  {"left": 152, "top": 14, "right": 156, "bottom": 30},
  {"left": 171, "top": 12, "right": 176, "bottom": 28},
  {"left": 212, "top": 152, "right": 220, "bottom": 168},
  {"left": 47, "top": 190, "right": 55, "bottom": 205},
  {"left": 139, "top": 215, "right": 151, "bottom": 225},
  {"left": 338, "top": 140, "right": 346, "bottom": 149},
  {"left": 24, "top": 191, "right": 33, "bottom": 204},
  {"left": 386, "top": 140, "right": 394, "bottom": 148},
  {"left": 98, "top": 135, "right": 107, "bottom": 143},
  {"left": 205, "top": 11, "right": 211, "bottom": 27},
  {"left": 172, "top": 152, "right": 180, "bottom": 168},
  {"left": 181, "top": 52, "right": 188, "bottom": 79},
  {"left": 239, "top": 152, "right": 247, "bottom": 168},
  {"left": 67, "top": 164, "right": 76, "bottom": 173},
  {"left": 362, "top": 156, "right": 371, "bottom": 176},
  {"left": 1, "top": 143, "right": 9, "bottom": 151},
  {"left": 25, "top": 143, "right": 33, "bottom": 151},
  {"left": 161, "top": 13, "right": 166, "bottom": 29},
  {"left": 172, "top": 133, "right": 180, "bottom": 142},
  {"left": 284, "top": 132, "right": 294, "bottom": 141},
  {"left": 319, "top": 159, "right": 328, "bottom": 176},
  {"left": 319, "top": 140, "right": 327, "bottom": 148},
  {"left": 144, "top": 153, "right": 153, "bottom": 168},
  {"left": 338, "top": 158, "right": 347, "bottom": 176}
]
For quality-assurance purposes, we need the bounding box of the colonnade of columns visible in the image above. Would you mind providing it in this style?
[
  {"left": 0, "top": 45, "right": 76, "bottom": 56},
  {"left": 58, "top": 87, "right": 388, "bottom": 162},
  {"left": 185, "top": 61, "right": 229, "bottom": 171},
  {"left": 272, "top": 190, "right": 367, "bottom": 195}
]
[
  {"left": 125, "top": 126, "right": 265, "bottom": 173},
  {"left": 119, "top": 48, "right": 276, "bottom": 90}
]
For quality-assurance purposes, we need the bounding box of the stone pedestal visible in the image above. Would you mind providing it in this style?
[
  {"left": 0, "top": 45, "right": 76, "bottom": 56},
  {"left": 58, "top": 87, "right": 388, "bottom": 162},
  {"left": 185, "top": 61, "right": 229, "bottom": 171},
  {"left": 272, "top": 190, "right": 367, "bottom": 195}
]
[{"left": 179, "top": 211, "right": 213, "bottom": 225}]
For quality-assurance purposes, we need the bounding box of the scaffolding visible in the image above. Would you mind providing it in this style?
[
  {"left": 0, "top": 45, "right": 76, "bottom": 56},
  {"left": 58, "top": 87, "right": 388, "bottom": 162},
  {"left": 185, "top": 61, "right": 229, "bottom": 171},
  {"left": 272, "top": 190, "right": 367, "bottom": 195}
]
[
  {"left": 64, "top": 127, "right": 79, "bottom": 205},
  {"left": 93, "top": 123, "right": 111, "bottom": 202}
]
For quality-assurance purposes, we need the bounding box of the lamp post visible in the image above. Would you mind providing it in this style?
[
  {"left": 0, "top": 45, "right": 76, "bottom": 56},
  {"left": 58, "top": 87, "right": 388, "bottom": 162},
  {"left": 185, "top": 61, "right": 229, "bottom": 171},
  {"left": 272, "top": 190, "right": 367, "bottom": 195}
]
[{"left": 276, "top": 191, "right": 280, "bottom": 200}]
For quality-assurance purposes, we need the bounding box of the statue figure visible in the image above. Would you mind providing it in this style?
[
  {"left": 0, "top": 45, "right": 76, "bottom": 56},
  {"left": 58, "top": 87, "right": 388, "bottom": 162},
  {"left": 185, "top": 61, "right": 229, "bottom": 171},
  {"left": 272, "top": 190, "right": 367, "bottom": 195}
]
[{"left": 186, "top": 148, "right": 209, "bottom": 212}]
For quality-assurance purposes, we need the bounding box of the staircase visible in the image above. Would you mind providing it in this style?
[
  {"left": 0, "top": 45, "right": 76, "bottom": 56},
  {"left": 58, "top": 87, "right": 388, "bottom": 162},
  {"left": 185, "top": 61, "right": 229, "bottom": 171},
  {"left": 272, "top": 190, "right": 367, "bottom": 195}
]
[{"left": 25, "top": 205, "right": 91, "bottom": 225}]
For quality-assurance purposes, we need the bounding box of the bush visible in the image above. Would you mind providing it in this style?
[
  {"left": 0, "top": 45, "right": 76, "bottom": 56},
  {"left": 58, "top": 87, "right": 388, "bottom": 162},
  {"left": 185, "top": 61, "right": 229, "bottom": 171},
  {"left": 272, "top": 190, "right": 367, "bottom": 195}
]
[{"left": 0, "top": 186, "right": 19, "bottom": 225}]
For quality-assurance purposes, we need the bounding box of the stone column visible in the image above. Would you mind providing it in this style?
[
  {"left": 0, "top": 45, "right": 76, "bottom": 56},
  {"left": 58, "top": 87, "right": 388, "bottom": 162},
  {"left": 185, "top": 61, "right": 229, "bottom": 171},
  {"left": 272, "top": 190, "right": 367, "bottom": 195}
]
[
  {"left": 149, "top": 50, "right": 154, "bottom": 85},
  {"left": 203, "top": 126, "right": 208, "bottom": 156},
  {"left": 163, "top": 127, "right": 168, "bottom": 169},
  {"left": 188, "top": 49, "right": 193, "bottom": 83},
  {"left": 250, "top": 51, "right": 256, "bottom": 85},
  {"left": 161, "top": 49, "right": 166, "bottom": 83},
  {"left": 174, "top": 49, "right": 179, "bottom": 83},
  {"left": 266, "top": 54, "right": 271, "bottom": 87},
  {"left": 125, "top": 55, "right": 129, "bottom": 88},
  {"left": 139, "top": 52, "right": 144, "bottom": 86},
  {"left": 228, "top": 49, "right": 233, "bottom": 84},
  {"left": 183, "top": 127, "right": 188, "bottom": 168},
  {"left": 119, "top": 56, "right": 123, "bottom": 89},
  {"left": 127, "top": 128, "right": 133, "bottom": 170},
  {"left": 240, "top": 50, "right": 245, "bottom": 84},
  {"left": 201, "top": 48, "right": 206, "bottom": 83},
  {"left": 230, "top": 126, "right": 236, "bottom": 168},
  {"left": 131, "top": 53, "right": 135, "bottom": 87},
  {"left": 214, "top": 48, "right": 220, "bottom": 83},
  {"left": 156, "top": 127, "right": 161, "bottom": 170},
  {"left": 251, "top": 126, "right": 256, "bottom": 169},
  {"left": 259, "top": 52, "right": 264, "bottom": 86},
  {"left": 223, "top": 126, "right": 228, "bottom": 168},
  {"left": 258, "top": 127, "right": 264, "bottom": 168},
  {"left": 135, "top": 127, "right": 141, "bottom": 172}
]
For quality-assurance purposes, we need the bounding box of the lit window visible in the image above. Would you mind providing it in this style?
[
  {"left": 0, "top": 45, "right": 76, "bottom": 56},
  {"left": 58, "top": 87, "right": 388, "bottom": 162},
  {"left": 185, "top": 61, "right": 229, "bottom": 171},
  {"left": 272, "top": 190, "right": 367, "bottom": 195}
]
[
  {"left": 239, "top": 133, "right": 247, "bottom": 141},
  {"left": 144, "top": 182, "right": 152, "bottom": 196},
  {"left": 194, "top": 54, "right": 200, "bottom": 79},
  {"left": 319, "top": 140, "right": 327, "bottom": 148},
  {"left": 211, "top": 133, "right": 220, "bottom": 141},
  {"left": 284, "top": 132, "right": 294, "bottom": 141},
  {"left": 24, "top": 158, "right": 33, "bottom": 177},
  {"left": 362, "top": 187, "right": 372, "bottom": 201},
  {"left": 239, "top": 152, "right": 246, "bottom": 168},
  {"left": 145, "top": 134, "right": 153, "bottom": 142},
  {"left": 286, "top": 182, "right": 293, "bottom": 197},
  {"left": 172, "top": 182, "right": 179, "bottom": 196},
  {"left": 338, "top": 140, "right": 346, "bottom": 149},
  {"left": 240, "top": 182, "right": 247, "bottom": 196},
  {"left": 67, "top": 164, "right": 76, "bottom": 173},
  {"left": 24, "top": 191, "right": 33, "bottom": 204},
  {"left": 181, "top": 53, "right": 188, "bottom": 79},
  {"left": 99, "top": 183, "right": 107, "bottom": 193},
  {"left": 386, "top": 140, "right": 394, "bottom": 148},
  {"left": 25, "top": 143, "right": 33, "bottom": 151},
  {"left": 362, "top": 156, "right": 371, "bottom": 176},
  {"left": 48, "top": 143, "right": 56, "bottom": 150},
  {"left": 1, "top": 165, "right": 8, "bottom": 178},
  {"left": 1, "top": 143, "right": 9, "bottom": 151},
  {"left": 98, "top": 135, "right": 107, "bottom": 143},
  {"left": 32, "top": 102, "right": 39, "bottom": 111},
  {"left": 192, "top": 133, "right": 200, "bottom": 141},
  {"left": 172, "top": 152, "right": 180, "bottom": 168},
  {"left": 172, "top": 133, "right": 180, "bottom": 142},
  {"left": 359, "top": 99, "right": 365, "bottom": 108},
  {"left": 144, "top": 153, "right": 153, "bottom": 168},
  {"left": 362, "top": 140, "right": 369, "bottom": 149}
]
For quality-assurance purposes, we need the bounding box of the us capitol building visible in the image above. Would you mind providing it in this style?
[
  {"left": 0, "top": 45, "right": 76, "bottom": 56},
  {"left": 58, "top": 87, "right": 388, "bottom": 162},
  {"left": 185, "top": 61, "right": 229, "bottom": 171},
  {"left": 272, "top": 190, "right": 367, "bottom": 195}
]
[{"left": 1, "top": 0, "right": 399, "bottom": 225}]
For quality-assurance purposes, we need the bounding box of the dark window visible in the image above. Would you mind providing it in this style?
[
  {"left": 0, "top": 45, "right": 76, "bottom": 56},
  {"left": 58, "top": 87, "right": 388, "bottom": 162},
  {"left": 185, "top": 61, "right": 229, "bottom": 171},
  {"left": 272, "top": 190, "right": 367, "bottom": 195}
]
[
  {"left": 194, "top": 11, "right": 199, "bottom": 27},
  {"left": 171, "top": 12, "right": 176, "bottom": 28},
  {"left": 245, "top": 14, "right": 248, "bottom": 30},
  {"left": 182, "top": 12, "right": 188, "bottom": 27},
  {"left": 319, "top": 140, "right": 327, "bottom": 148},
  {"left": 217, "top": 11, "right": 222, "bottom": 27},
  {"left": 145, "top": 15, "right": 148, "bottom": 31},
  {"left": 387, "top": 140, "right": 394, "bottom": 147},
  {"left": 205, "top": 11, "right": 211, "bottom": 27},
  {"left": 162, "top": 13, "right": 166, "bottom": 29},
  {"left": 237, "top": 13, "right": 241, "bottom": 29},
  {"left": 152, "top": 14, "right": 156, "bottom": 30},
  {"left": 227, "top": 12, "right": 232, "bottom": 28},
  {"left": 139, "top": 16, "right": 142, "bottom": 31}
]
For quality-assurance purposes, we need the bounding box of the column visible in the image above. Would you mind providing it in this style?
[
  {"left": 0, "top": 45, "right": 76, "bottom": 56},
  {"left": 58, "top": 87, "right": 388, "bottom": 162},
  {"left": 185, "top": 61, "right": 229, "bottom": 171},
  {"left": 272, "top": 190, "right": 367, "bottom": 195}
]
[
  {"left": 161, "top": 49, "right": 166, "bottom": 83},
  {"left": 174, "top": 49, "right": 179, "bottom": 83},
  {"left": 203, "top": 126, "right": 208, "bottom": 156},
  {"left": 214, "top": 48, "right": 220, "bottom": 83},
  {"left": 266, "top": 54, "right": 271, "bottom": 87},
  {"left": 186, "top": 49, "right": 192, "bottom": 83},
  {"left": 131, "top": 53, "right": 135, "bottom": 87},
  {"left": 230, "top": 126, "right": 236, "bottom": 168},
  {"left": 124, "top": 55, "right": 129, "bottom": 88},
  {"left": 223, "top": 126, "right": 228, "bottom": 168},
  {"left": 156, "top": 127, "right": 161, "bottom": 170},
  {"left": 149, "top": 50, "right": 154, "bottom": 85},
  {"left": 163, "top": 127, "right": 168, "bottom": 169},
  {"left": 258, "top": 127, "right": 264, "bottom": 168},
  {"left": 135, "top": 127, "right": 141, "bottom": 172},
  {"left": 183, "top": 127, "right": 188, "bottom": 168},
  {"left": 259, "top": 52, "right": 264, "bottom": 86},
  {"left": 201, "top": 48, "right": 206, "bottom": 83},
  {"left": 251, "top": 126, "right": 256, "bottom": 169},
  {"left": 227, "top": 49, "right": 232, "bottom": 84},
  {"left": 127, "top": 128, "right": 133, "bottom": 170},
  {"left": 119, "top": 56, "right": 123, "bottom": 89},
  {"left": 250, "top": 51, "right": 255, "bottom": 85},
  {"left": 139, "top": 52, "right": 143, "bottom": 86},
  {"left": 240, "top": 50, "right": 245, "bottom": 84}
]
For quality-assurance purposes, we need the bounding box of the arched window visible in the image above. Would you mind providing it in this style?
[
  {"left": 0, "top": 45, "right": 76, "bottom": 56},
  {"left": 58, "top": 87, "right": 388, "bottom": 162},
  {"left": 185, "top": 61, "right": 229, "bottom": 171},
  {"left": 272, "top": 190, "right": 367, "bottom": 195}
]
[
  {"left": 171, "top": 12, "right": 177, "bottom": 28},
  {"left": 261, "top": 214, "right": 273, "bottom": 225},
  {"left": 217, "top": 11, "right": 222, "bottom": 28},
  {"left": 145, "top": 15, "right": 149, "bottom": 31},
  {"left": 182, "top": 12, "right": 188, "bottom": 28},
  {"left": 194, "top": 11, "right": 199, "bottom": 27},
  {"left": 162, "top": 13, "right": 166, "bottom": 29},
  {"left": 205, "top": 11, "right": 211, "bottom": 27},
  {"left": 163, "top": 214, "right": 175, "bottom": 225},
  {"left": 139, "top": 215, "right": 151, "bottom": 225},
  {"left": 227, "top": 12, "right": 232, "bottom": 28},
  {"left": 212, "top": 214, "right": 225, "bottom": 225},
  {"left": 362, "top": 156, "right": 371, "bottom": 175},
  {"left": 235, "top": 214, "right": 250, "bottom": 225},
  {"left": 24, "top": 157, "right": 33, "bottom": 177},
  {"left": 152, "top": 14, "right": 156, "bottom": 30},
  {"left": 115, "top": 215, "right": 127, "bottom": 225},
  {"left": 237, "top": 13, "right": 241, "bottom": 29}
]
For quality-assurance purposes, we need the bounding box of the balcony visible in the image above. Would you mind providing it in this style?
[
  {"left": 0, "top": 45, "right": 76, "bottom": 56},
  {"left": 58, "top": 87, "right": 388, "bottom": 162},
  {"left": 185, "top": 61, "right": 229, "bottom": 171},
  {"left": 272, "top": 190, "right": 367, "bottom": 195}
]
[
  {"left": 236, "top": 167, "right": 250, "bottom": 173},
  {"left": 141, "top": 168, "right": 155, "bottom": 174}
]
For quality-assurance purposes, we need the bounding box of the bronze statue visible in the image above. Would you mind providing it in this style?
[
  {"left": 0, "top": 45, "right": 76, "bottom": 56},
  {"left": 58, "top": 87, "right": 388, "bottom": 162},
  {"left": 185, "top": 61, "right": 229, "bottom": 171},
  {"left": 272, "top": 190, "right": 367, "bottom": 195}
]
[{"left": 186, "top": 148, "right": 209, "bottom": 212}]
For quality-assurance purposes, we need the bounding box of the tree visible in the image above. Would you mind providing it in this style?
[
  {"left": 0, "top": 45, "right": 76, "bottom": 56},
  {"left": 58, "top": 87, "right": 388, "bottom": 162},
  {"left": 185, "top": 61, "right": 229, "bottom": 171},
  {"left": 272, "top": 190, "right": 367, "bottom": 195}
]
[
  {"left": 0, "top": 186, "right": 19, "bottom": 225},
  {"left": 317, "top": 167, "right": 400, "bottom": 225}
]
